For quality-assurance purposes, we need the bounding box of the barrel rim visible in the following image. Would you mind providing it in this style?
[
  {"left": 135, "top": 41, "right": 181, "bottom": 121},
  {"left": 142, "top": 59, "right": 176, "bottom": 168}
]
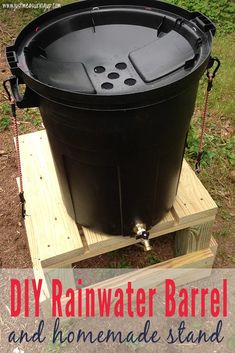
[{"left": 7, "top": 0, "right": 215, "bottom": 109}]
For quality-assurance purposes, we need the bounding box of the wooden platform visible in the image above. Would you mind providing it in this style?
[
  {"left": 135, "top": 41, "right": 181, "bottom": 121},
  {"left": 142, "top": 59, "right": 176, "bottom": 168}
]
[{"left": 18, "top": 130, "right": 218, "bottom": 300}]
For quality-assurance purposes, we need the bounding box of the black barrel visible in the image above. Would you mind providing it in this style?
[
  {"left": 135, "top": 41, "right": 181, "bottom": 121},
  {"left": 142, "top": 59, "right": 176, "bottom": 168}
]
[{"left": 5, "top": 0, "right": 216, "bottom": 235}]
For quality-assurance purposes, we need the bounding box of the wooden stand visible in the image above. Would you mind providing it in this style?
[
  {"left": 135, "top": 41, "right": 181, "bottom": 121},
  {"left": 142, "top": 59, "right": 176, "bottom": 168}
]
[{"left": 18, "top": 130, "right": 218, "bottom": 300}]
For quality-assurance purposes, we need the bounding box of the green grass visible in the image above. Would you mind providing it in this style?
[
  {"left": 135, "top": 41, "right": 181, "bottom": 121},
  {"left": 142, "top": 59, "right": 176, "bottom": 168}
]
[
  {"left": 24, "top": 108, "right": 42, "bottom": 127},
  {"left": 167, "top": 0, "right": 235, "bottom": 34},
  {"left": 145, "top": 253, "right": 162, "bottom": 265},
  {"left": 203, "top": 34, "right": 235, "bottom": 117},
  {"left": 215, "top": 229, "right": 231, "bottom": 238},
  {"left": 0, "top": 116, "right": 11, "bottom": 131},
  {"left": 109, "top": 259, "right": 129, "bottom": 269},
  {"left": 0, "top": 103, "right": 11, "bottom": 130}
]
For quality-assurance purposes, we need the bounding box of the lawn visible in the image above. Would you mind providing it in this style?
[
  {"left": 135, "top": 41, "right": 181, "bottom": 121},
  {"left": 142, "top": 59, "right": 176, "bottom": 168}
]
[{"left": 0, "top": 0, "right": 234, "bottom": 267}]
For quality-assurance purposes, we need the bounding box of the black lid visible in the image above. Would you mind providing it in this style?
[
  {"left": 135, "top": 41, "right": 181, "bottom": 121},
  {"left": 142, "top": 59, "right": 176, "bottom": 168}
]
[{"left": 8, "top": 0, "right": 215, "bottom": 106}]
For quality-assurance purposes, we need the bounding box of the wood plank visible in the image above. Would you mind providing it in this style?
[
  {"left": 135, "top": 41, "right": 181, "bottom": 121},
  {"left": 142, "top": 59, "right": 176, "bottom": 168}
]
[
  {"left": 172, "top": 160, "right": 218, "bottom": 224},
  {"left": 83, "top": 211, "right": 175, "bottom": 251},
  {"left": 44, "top": 264, "right": 76, "bottom": 295},
  {"left": 18, "top": 130, "right": 84, "bottom": 267},
  {"left": 40, "top": 238, "right": 216, "bottom": 315},
  {"left": 75, "top": 239, "right": 217, "bottom": 292},
  {"left": 43, "top": 215, "right": 215, "bottom": 268},
  {"left": 175, "top": 221, "right": 214, "bottom": 256},
  {"left": 210, "top": 236, "right": 218, "bottom": 256},
  {"left": 41, "top": 239, "right": 217, "bottom": 316},
  {"left": 57, "top": 246, "right": 215, "bottom": 317}
]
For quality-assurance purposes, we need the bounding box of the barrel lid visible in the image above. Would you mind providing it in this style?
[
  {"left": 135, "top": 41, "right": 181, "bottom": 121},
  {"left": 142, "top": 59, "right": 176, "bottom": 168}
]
[{"left": 9, "top": 1, "right": 215, "bottom": 101}]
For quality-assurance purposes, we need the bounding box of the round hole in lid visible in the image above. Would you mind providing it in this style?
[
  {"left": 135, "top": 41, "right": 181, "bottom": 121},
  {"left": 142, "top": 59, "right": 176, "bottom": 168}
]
[
  {"left": 101, "top": 82, "right": 113, "bottom": 90},
  {"left": 94, "top": 66, "right": 105, "bottom": 73},
  {"left": 108, "top": 72, "right": 120, "bottom": 79},
  {"left": 124, "top": 78, "right": 137, "bottom": 86},
  {"left": 115, "top": 62, "right": 127, "bottom": 70}
]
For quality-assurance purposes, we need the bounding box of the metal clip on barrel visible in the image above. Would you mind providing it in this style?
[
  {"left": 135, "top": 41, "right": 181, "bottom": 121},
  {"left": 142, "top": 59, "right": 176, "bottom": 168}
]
[{"left": 206, "top": 57, "right": 221, "bottom": 91}]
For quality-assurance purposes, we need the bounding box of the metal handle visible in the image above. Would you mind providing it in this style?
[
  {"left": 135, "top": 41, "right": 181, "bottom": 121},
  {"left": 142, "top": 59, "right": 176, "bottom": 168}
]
[
  {"left": 10, "top": 76, "right": 23, "bottom": 102},
  {"left": 207, "top": 56, "right": 221, "bottom": 79},
  {"left": 3, "top": 76, "right": 38, "bottom": 108}
]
